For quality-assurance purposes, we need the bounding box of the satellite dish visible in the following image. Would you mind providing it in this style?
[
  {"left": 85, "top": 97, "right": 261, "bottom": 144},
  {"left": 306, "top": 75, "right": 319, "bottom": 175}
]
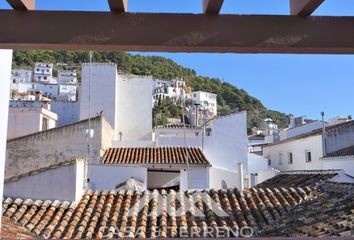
[{"left": 221, "top": 180, "right": 228, "bottom": 190}]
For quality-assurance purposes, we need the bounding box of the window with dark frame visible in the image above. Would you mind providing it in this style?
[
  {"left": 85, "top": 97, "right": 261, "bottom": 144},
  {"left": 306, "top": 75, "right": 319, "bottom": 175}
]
[
  {"left": 288, "top": 152, "right": 293, "bottom": 164},
  {"left": 305, "top": 150, "right": 312, "bottom": 162}
]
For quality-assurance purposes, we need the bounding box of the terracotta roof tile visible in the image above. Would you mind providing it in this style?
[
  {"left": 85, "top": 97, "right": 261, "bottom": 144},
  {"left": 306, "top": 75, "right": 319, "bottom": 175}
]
[
  {"left": 257, "top": 170, "right": 339, "bottom": 188},
  {"left": 3, "top": 182, "right": 354, "bottom": 238},
  {"left": 155, "top": 124, "right": 202, "bottom": 129},
  {"left": 260, "top": 182, "right": 354, "bottom": 237},
  {"left": 2, "top": 187, "right": 310, "bottom": 238},
  {"left": 1, "top": 217, "right": 35, "bottom": 239},
  {"left": 102, "top": 147, "right": 210, "bottom": 166}
]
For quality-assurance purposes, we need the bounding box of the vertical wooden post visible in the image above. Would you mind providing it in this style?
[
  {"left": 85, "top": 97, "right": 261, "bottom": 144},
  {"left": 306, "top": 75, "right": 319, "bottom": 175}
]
[{"left": 0, "top": 49, "right": 13, "bottom": 228}]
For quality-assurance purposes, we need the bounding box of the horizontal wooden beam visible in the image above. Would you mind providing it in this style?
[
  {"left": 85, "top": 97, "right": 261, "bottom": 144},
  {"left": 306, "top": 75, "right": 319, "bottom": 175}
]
[
  {"left": 290, "top": 0, "right": 324, "bottom": 16},
  {"left": 203, "top": 0, "right": 224, "bottom": 14},
  {"left": 108, "top": 0, "right": 128, "bottom": 13},
  {"left": 0, "top": 10, "right": 353, "bottom": 54},
  {"left": 6, "top": 0, "right": 35, "bottom": 10}
]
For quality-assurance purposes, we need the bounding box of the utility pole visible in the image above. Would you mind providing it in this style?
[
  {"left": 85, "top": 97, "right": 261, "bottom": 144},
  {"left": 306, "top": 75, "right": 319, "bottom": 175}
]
[
  {"left": 321, "top": 111, "right": 326, "bottom": 157},
  {"left": 194, "top": 102, "right": 200, "bottom": 126}
]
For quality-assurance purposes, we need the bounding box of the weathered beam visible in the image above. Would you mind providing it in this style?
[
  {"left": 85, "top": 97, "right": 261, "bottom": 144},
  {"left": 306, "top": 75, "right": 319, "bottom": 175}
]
[
  {"left": 202, "top": 0, "right": 224, "bottom": 14},
  {"left": 290, "top": 0, "right": 324, "bottom": 16},
  {"left": 0, "top": 10, "right": 354, "bottom": 54},
  {"left": 108, "top": 0, "right": 127, "bottom": 13},
  {"left": 6, "top": 0, "right": 35, "bottom": 10}
]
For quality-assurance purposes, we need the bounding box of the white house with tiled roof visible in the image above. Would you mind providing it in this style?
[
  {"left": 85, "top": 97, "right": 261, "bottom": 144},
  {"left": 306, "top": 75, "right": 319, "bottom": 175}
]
[
  {"left": 155, "top": 111, "right": 248, "bottom": 190},
  {"left": 92, "top": 147, "right": 211, "bottom": 191},
  {"left": 263, "top": 120, "right": 354, "bottom": 175}
]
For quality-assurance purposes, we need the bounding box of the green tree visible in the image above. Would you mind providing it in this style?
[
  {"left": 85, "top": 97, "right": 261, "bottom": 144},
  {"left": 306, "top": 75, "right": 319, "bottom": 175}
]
[{"left": 12, "top": 50, "right": 289, "bottom": 129}]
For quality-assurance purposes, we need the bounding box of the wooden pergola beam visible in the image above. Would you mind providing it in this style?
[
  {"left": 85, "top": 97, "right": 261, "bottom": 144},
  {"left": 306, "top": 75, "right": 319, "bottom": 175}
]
[
  {"left": 202, "top": 0, "right": 224, "bottom": 14},
  {"left": 6, "top": 0, "right": 35, "bottom": 10},
  {"left": 290, "top": 0, "right": 324, "bottom": 16},
  {"left": 0, "top": 10, "right": 353, "bottom": 54},
  {"left": 108, "top": 0, "right": 127, "bottom": 13}
]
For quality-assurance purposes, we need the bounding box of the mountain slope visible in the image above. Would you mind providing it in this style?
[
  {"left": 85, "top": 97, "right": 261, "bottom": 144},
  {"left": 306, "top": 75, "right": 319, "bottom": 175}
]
[{"left": 12, "top": 50, "right": 290, "bottom": 130}]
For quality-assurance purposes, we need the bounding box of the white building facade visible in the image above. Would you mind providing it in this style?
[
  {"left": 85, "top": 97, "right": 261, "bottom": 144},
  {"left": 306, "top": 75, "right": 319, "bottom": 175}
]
[
  {"left": 33, "top": 83, "right": 59, "bottom": 99},
  {"left": 263, "top": 134, "right": 324, "bottom": 171},
  {"left": 152, "top": 78, "right": 185, "bottom": 105},
  {"left": 155, "top": 111, "right": 248, "bottom": 190},
  {"left": 187, "top": 91, "right": 217, "bottom": 126},
  {"left": 263, "top": 120, "right": 354, "bottom": 175},
  {"left": 33, "top": 62, "right": 56, "bottom": 83},
  {"left": 115, "top": 74, "right": 152, "bottom": 143},
  {"left": 7, "top": 105, "right": 58, "bottom": 139},
  {"left": 58, "top": 69, "right": 77, "bottom": 85},
  {"left": 11, "top": 69, "right": 32, "bottom": 83},
  {"left": 58, "top": 84, "right": 77, "bottom": 101},
  {"left": 57, "top": 69, "right": 78, "bottom": 101},
  {"left": 80, "top": 63, "right": 118, "bottom": 131},
  {"left": 80, "top": 63, "right": 152, "bottom": 142}
]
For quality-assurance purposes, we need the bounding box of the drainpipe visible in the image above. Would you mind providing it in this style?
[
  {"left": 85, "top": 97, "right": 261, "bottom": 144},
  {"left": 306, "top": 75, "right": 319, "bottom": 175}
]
[{"left": 238, "top": 163, "right": 244, "bottom": 190}]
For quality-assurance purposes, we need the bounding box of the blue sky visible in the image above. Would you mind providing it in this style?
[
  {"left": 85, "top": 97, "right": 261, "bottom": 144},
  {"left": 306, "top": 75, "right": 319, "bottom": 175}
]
[{"left": 1, "top": 0, "right": 353, "bottom": 120}]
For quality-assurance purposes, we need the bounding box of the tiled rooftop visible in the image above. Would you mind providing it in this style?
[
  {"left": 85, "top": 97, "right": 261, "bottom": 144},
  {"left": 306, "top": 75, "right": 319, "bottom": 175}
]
[
  {"left": 154, "top": 124, "right": 202, "bottom": 129},
  {"left": 260, "top": 182, "right": 354, "bottom": 237},
  {"left": 256, "top": 170, "right": 339, "bottom": 188},
  {"left": 3, "top": 187, "right": 315, "bottom": 238},
  {"left": 1, "top": 217, "right": 35, "bottom": 239},
  {"left": 102, "top": 147, "right": 210, "bottom": 166}
]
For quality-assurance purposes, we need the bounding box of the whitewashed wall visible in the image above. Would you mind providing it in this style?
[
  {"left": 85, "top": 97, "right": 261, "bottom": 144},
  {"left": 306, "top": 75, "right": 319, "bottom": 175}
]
[
  {"left": 247, "top": 153, "right": 269, "bottom": 174},
  {"left": 4, "top": 160, "right": 84, "bottom": 202},
  {"left": 203, "top": 112, "right": 248, "bottom": 172},
  {"left": 11, "top": 82, "right": 33, "bottom": 94},
  {"left": 89, "top": 165, "right": 147, "bottom": 190},
  {"left": 157, "top": 112, "right": 248, "bottom": 189},
  {"left": 0, "top": 49, "right": 13, "bottom": 226},
  {"left": 116, "top": 74, "right": 152, "bottom": 141},
  {"left": 208, "top": 167, "right": 241, "bottom": 190},
  {"left": 322, "top": 157, "right": 354, "bottom": 177},
  {"left": 263, "top": 135, "right": 323, "bottom": 171},
  {"left": 325, "top": 122, "right": 354, "bottom": 154},
  {"left": 157, "top": 135, "right": 201, "bottom": 148},
  {"left": 34, "top": 83, "right": 59, "bottom": 99},
  {"left": 180, "top": 167, "right": 209, "bottom": 191},
  {"left": 80, "top": 63, "right": 118, "bottom": 132},
  {"left": 256, "top": 168, "right": 279, "bottom": 185},
  {"left": 7, "top": 108, "right": 57, "bottom": 139},
  {"left": 112, "top": 140, "right": 154, "bottom": 148},
  {"left": 279, "top": 121, "right": 323, "bottom": 141},
  {"left": 157, "top": 112, "right": 248, "bottom": 172},
  {"left": 51, "top": 101, "right": 80, "bottom": 126},
  {"left": 7, "top": 108, "right": 41, "bottom": 139}
]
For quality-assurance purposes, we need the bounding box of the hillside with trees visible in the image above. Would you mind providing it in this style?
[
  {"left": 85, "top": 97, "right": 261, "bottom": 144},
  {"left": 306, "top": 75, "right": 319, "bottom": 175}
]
[{"left": 12, "top": 50, "right": 290, "bottom": 130}]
